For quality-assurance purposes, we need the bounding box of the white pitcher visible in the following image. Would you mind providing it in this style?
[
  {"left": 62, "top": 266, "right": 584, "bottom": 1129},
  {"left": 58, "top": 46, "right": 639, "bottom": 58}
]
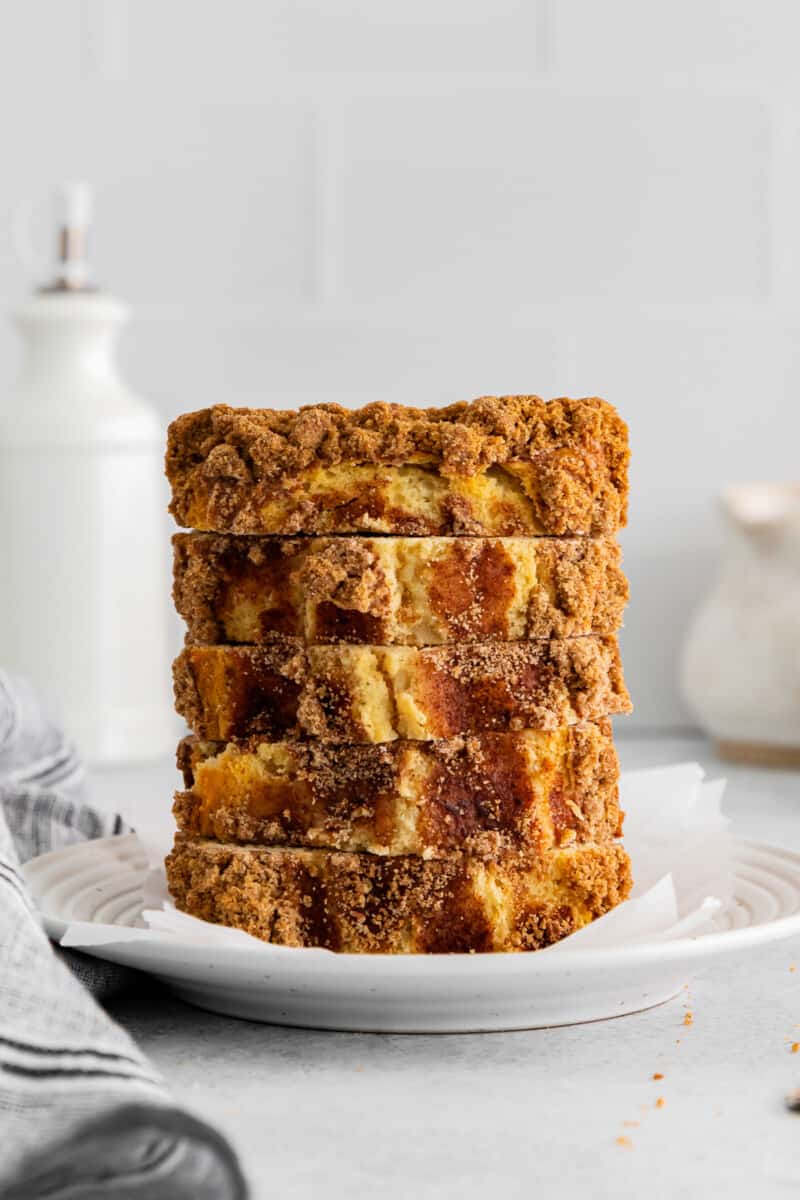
[
  {"left": 681, "top": 483, "right": 800, "bottom": 765},
  {"left": 0, "top": 184, "right": 174, "bottom": 763}
]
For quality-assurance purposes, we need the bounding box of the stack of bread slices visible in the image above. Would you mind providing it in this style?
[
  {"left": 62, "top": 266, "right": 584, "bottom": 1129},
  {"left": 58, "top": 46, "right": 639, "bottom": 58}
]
[{"left": 164, "top": 394, "right": 632, "bottom": 953}]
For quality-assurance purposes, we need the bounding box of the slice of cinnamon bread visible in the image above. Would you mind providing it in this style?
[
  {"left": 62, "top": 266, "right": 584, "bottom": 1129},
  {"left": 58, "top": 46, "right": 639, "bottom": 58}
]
[
  {"left": 174, "top": 720, "right": 622, "bottom": 858},
  {"left": 173, "top": 533, "right": 628, "bottom": 646},
  {"left": 173, "top": 637, "right": 631, "bottom": 743},
  {"left": 166, "top": 396, "right": 628, "bottom": 537},
  {"left": 165, "top": 835, "right": 632, "bottom": 953}
]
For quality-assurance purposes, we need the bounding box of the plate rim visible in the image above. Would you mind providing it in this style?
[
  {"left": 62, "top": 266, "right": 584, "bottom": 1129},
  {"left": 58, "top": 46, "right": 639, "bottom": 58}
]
[{"left": 21, "top": 833, "right": 800, "bottom": 972}]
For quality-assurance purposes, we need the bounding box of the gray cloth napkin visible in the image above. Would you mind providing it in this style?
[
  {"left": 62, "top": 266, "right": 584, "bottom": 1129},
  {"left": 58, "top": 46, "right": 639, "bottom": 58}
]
[{"left": 0, "top": 670, "right": 247, "bottom": 1199}]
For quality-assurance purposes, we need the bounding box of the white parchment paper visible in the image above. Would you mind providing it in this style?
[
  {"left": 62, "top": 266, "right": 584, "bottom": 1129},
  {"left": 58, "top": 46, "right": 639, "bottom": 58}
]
[{"left": 60, "top": 762, "right": 730, "bottom": 956}]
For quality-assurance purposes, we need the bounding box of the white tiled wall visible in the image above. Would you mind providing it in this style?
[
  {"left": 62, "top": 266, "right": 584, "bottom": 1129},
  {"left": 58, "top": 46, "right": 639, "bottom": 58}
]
[{"left": 2, "top": 0, "right": 799, "bottom": 729}]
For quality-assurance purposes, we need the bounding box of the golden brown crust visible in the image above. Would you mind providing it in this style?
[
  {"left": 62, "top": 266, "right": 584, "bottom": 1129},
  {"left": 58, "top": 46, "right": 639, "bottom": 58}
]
[
  {"left": 165, "top": 835, "right": 632, "bottom": 953},
  {"left": 166, "top": 397, "right": 628, "bottom": 536},
  {"left": 174, "top": 721, "right": 622, "bottom": 858},
  {"left": 173, "top": 533, "right": 628, "bottom": 646},
  {"left": 173, "top": 637, "right": 631, "bottom": 743}
]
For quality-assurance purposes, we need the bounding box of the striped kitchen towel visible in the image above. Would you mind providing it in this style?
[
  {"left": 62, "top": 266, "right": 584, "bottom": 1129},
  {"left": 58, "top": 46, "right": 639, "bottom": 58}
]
[{"left": 0, "top": 670, "right": 246, "bottom": 1199}]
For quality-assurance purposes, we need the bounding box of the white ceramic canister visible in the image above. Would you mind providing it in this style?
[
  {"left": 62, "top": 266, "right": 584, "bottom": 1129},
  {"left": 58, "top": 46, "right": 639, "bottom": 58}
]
[
  {"left": 0, "top": 184, "right": 174, "bottom": 763},
  {"left": 681, "top": 483, "right": 800, "bottom": 765}
]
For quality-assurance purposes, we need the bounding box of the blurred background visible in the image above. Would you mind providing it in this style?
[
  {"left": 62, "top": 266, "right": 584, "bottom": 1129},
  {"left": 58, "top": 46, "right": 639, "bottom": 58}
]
[{"left": 1, "top": 0, "right": 799, "bottom": 738}]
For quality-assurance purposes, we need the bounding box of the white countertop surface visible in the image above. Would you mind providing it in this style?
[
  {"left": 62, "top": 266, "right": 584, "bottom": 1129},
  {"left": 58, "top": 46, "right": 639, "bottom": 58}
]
[{"left": 92, "top": 734, "right": 800, "bottom": 1200}]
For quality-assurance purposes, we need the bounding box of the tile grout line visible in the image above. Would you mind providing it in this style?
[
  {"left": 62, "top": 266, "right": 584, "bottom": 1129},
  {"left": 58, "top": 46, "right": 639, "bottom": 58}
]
[{"left": 82, "top": 0, "right": 129, "bottom": 82}]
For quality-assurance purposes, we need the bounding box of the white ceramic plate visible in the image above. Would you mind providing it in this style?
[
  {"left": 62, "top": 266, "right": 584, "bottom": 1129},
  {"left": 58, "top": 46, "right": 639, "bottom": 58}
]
[{"left": 23, "top": 834, "right": 800, "bottom": 1033}]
